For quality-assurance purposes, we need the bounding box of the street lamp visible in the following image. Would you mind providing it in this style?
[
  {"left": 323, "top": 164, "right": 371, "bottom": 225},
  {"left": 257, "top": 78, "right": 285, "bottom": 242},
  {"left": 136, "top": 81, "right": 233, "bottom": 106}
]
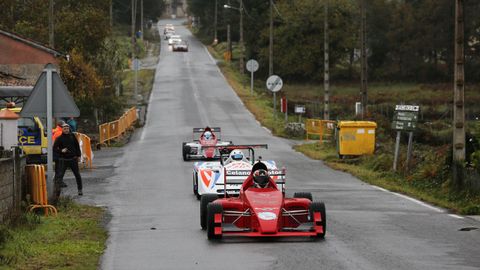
[{"left": 224, "top": 1, "right": 245, "bottom": 74}]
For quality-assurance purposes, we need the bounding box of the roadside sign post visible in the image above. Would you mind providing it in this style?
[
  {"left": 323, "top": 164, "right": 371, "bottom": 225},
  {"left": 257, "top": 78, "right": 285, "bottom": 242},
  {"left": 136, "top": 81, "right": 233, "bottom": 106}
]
[
  {"left": 281, "top": 96, "right": 287, "bottom": 123},
  {"left": 246, "top": 59, "right": 259, "bottom": 96},
  {"left": 20, "top": 63, "right": 80, "bottom": 202},
  {"left": 295, "top": 105, "right": 306, "bottom": 123},
  {"left": 266, "top": 75, "right": 283, "bottom": 120},
  {"left": 46, "top": 67, "right": 53, "bottom": 197},
  {"left": 393, "top": 131, "right": 401, "bottom": 171},
  {"left": 391, "top": 105, "right": 419, "bottom": 172},
  {"left": 133, "top": 58, "right": 141, "bottom": 103}
]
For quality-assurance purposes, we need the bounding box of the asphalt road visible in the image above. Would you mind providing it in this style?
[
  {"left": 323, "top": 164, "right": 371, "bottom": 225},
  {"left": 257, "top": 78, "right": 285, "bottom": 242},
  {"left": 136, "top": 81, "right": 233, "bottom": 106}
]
[{"left": 81, "top": 20, "right": 480, "bottom": 270}]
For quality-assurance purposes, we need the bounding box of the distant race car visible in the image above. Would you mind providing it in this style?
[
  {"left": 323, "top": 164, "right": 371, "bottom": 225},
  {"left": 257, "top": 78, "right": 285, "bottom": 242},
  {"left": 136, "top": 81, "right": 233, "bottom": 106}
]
[
  {"left": 200, "top": 161, "right": 326, "bottom": 240},
  {"left": 182, "top": 127, "right": 232, "bottom": 161},
  {"left": 164, "top": 30, "right": 175, "bottom": 40},
  {"left": 168, "top": 35, "right": 182, "bottom": 45},
  {"left": 193, "top": 144, "right": 282, "bottom": 199},
  {"left": 172, "top": 40, "right": 188, "bottom": 52},
  {"left": 164, "top": 24, "right": 174, "bottom": 34}
]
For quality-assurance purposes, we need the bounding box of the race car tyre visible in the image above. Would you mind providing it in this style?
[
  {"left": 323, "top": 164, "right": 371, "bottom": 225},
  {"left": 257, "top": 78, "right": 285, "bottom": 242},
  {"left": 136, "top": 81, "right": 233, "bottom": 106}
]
[
  {"left": 309, "top": 201, "right": 326, "bottom": 238},
  {"left": 294, "top": 192, "right": 313, "bottom": 201},
  {"left": 182, "top": 142, "right": 188, "bottom": 161},
  {"left": 200, "top": 194, "right": 219, "bottom": 230},
  {"left": 207, "top": 203, "right": 223, "bottom": 240},
  {"left": 193, "top": 172, "right": 198, "bottom": 197}
]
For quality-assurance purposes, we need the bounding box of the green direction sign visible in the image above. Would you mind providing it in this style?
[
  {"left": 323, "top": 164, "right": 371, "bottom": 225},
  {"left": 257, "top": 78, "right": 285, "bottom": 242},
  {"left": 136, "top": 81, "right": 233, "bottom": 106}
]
[
  {"left": 392, "top": 104, "right": 420, "bottom": 131},
  {"left": 394, "top": 111, "right": 418, "bottom": 122},
  {"left": 392, "top": 120, "right": 417, "bottom": 131}
]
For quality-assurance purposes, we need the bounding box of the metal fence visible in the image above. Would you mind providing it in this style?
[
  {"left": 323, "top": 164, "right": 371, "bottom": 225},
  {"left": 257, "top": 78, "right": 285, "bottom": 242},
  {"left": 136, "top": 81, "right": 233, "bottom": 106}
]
[
  {"left": 99, "top": 107, "right": 137, "bottom": 145},
  {"left": 305, "top": 119, "right": 336, "bottom": 141}
]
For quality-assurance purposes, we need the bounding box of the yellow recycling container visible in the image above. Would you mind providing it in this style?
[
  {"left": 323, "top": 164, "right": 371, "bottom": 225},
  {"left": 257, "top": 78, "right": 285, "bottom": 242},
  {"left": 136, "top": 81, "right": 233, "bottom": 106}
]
[{"left": 337, "top": 121, "right": 377, "bottom": 157}]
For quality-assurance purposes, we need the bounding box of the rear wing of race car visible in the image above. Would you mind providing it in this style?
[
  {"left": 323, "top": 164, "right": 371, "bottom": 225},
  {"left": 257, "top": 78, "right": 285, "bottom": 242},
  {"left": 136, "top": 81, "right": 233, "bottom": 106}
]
[
  {"left": 221, "top": 167, "right": 286, "bottom": 197},
  {"left": 214, "top": 144, "right": 268, "bottom": 164},
  {"left": 193, "top": 127, "right": 222, "bottom": 140}
]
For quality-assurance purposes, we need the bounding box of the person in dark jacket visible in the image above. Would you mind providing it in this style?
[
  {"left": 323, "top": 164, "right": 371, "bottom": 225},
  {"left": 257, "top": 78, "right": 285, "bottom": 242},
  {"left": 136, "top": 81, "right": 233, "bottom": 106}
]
[{"left": 53, "top": 123, "right": 83, "bottom": 196}]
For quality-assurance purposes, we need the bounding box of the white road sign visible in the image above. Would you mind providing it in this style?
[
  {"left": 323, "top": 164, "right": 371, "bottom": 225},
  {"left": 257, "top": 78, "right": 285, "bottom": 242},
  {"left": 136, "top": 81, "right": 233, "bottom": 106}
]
[
  {"left": 246, "top": 59, "right": 259, "bottom": 72},
  {"left": 395, "top": 105, "right": 419, "bottom": 112},
  {"left": 266, "top": 75, "right": 283, "bottom": 92}
]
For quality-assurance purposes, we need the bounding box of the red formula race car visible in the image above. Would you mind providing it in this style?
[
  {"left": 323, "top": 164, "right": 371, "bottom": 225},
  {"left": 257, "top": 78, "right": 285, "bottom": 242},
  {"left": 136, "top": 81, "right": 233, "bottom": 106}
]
[
  {"left": 200, "top": 162, "right": 326, "bottom": 240},
  {"left": 182, "top": 127, "right": 233, "bottom": 161}
]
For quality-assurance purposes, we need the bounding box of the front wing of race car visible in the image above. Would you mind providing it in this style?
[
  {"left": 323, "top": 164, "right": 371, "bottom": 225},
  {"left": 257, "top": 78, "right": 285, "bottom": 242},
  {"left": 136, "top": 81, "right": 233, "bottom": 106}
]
[{"left": 208, "top": 198, "right": 325, "bottom": 239}]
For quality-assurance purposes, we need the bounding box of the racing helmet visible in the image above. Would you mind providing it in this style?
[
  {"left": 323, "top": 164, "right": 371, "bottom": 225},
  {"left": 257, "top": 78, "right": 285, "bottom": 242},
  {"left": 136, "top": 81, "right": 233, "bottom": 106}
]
[
  {"left": 204, "top": 131, "right": 213, "bottom": 140},
  {"left": 253, "top": 169, "right": 269, "bottom": 188},
  {"left": 229, "top": 150, "right": 244, "bottom": 161}
]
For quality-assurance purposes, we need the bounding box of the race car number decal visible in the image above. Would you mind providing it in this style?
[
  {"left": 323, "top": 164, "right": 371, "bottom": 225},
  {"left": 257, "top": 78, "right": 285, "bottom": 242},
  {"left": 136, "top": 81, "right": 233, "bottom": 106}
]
[
  {"left": 258, "top": 212, "right": 277, "bottom": 221},
  {"left": 225, "top": 170, "right": 250, "bottom": 176}
]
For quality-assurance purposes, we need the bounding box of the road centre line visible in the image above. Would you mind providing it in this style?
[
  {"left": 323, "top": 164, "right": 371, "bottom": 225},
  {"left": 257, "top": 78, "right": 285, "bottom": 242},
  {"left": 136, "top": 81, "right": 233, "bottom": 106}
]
[{"left": 371, "top": 185, "right": 444, "bottom": 213}]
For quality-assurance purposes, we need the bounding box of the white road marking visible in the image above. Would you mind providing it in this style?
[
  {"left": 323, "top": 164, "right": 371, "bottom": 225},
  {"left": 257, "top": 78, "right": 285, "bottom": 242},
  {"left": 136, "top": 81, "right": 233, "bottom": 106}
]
[
  {"left": 448, "top": 214, "right": 464, "bottom": 219},
  {"left": 204, "top": 46, "right": 217, "bottom": 65},
  {"left": 372, "top": 185, "right": 444, "bottom": 213}
]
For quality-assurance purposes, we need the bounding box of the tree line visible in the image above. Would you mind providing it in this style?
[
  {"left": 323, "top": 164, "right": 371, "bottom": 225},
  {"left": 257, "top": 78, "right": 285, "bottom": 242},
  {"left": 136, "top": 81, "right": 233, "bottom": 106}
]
[
  {"left": 0, "top": 0, "right": 165, "bottom": 124},
  {"left": 188, "top": 0, "right": 480, "bottom": 83}
]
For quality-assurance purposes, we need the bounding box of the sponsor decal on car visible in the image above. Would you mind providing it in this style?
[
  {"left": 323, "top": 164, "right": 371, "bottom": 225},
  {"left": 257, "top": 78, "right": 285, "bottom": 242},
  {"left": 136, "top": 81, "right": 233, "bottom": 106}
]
[{"left": 257, "top": 212, "right": 277, "bottom": 221}]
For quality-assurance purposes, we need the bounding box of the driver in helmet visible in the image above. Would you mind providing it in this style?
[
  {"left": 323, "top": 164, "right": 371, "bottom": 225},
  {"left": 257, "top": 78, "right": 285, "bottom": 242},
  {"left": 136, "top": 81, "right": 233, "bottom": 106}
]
[
  {"left": 203, "top": 131, "right": 213, "bottom": 140},
  {"left": 253, "top": 169, "right": 270, "bottom": 188},
  {"left": 229, "top": 149, "right": 244, "bottom": 161}
]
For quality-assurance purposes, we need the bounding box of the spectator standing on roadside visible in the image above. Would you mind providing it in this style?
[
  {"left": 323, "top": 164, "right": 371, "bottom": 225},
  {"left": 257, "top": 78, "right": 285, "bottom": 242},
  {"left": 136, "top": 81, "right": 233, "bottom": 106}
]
[
  {"left": 53, "top": 123, "right": 83, "bottom": 196},
  {"left": 52, "top": 120, "right": 65, "bottom": 141}
]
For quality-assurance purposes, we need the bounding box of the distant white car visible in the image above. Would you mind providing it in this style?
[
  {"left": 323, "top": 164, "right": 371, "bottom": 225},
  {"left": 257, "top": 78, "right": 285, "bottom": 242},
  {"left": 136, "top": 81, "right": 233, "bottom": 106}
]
[
  {"left": 164, "top": 30, "right": 175, "bottom": 40},
  {"left": 168, "top": 35, "right": 182, "bottom": 46},
  {"left": 172, "top": 40, "right": 188, "bottom": 52}
]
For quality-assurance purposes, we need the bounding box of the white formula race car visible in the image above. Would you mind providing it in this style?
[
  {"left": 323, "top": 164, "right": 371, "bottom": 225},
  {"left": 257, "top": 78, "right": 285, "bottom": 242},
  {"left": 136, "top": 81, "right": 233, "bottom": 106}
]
[{"left": 192, "top": 145, "right": 285, "bottom": 199}]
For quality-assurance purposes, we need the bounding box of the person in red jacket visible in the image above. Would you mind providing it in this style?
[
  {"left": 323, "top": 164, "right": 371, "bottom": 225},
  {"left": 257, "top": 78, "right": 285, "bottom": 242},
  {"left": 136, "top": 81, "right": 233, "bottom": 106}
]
[{"left": 52, "top": 121, "right": 65, "bottom": 142}]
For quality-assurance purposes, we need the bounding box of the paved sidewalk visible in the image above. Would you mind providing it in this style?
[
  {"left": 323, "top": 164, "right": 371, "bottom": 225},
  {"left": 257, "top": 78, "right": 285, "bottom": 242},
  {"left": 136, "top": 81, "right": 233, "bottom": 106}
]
[{"left": 60, "top": 147, "right": 124, "bottom": 205}]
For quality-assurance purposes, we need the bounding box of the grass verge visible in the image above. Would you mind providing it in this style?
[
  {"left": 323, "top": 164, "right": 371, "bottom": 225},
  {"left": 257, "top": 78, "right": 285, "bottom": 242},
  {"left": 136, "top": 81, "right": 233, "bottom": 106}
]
[
  {"left": 294, "top": 142, "right": 480, "bottom": 214},
  {"left": 0, "top": 198, "right": 107, "bottom": 269}
]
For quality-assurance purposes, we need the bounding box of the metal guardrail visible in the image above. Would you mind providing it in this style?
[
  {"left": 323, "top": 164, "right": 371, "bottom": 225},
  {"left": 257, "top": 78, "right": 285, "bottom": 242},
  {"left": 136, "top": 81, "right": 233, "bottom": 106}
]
[
  {"left": 25, "top": 164, "right": 57, "bottom": 216},
  {"left": 99, "top": 107, "right": 137, "bottom": 145},
  {"left": 305, "top": 119, "right": 336, "bottom": 141}
]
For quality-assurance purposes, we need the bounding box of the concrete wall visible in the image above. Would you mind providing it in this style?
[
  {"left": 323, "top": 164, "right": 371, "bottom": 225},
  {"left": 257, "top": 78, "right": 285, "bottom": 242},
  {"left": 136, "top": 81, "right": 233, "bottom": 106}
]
[{"left": 0, "top": 150, "right": 25, "bottom": 222}]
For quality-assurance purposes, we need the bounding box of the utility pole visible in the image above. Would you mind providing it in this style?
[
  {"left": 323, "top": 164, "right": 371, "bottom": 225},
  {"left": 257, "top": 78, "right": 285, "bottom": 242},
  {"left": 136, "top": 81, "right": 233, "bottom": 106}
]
[
  {"left": 227, "top": 0, "right": 232, "bottom": 59},
  {"left": 131, "top": 0, "right": 136, "bottom": 59},
  {"left": 323, "top": 0, "right": 329, "bottom": 120},
  {"left": 360, "top": 0, "right": 368, "bottom": 119},
  {"left": 140, "top": 0, "right": 143, "bottom": 41},
  {"left": 269, "top": 0, "right": 274, "bottom": 76},
  {"left": 214, "top": 0, "right": 218, "bottom": 44},
  {"left": 453, "top": 0, "right": 465, "bottom": 162},
  {"left": 110, "top": 0, "right": 113, "bottom": 29},
  {"left": 239, "top": 0, "right": 245, "bottom": 74},
  {"left": 48, "top": 0, "right": 54, "bottom": 48}
]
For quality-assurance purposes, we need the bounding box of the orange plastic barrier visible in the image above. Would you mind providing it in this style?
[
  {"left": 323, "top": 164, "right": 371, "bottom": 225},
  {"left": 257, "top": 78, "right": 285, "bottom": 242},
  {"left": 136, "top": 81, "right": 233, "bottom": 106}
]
[
  {"left": 26, "top": 165, "right": 57, "bottom": 216},
  {"left": 98, "top": 107, "right": 137, "bottom": 145},
  {"left": 306, "top": 119, "right": 336, "bottom": 141},
  {"left": 75, "top": 133, "right": 93, "bottom": 169}
]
